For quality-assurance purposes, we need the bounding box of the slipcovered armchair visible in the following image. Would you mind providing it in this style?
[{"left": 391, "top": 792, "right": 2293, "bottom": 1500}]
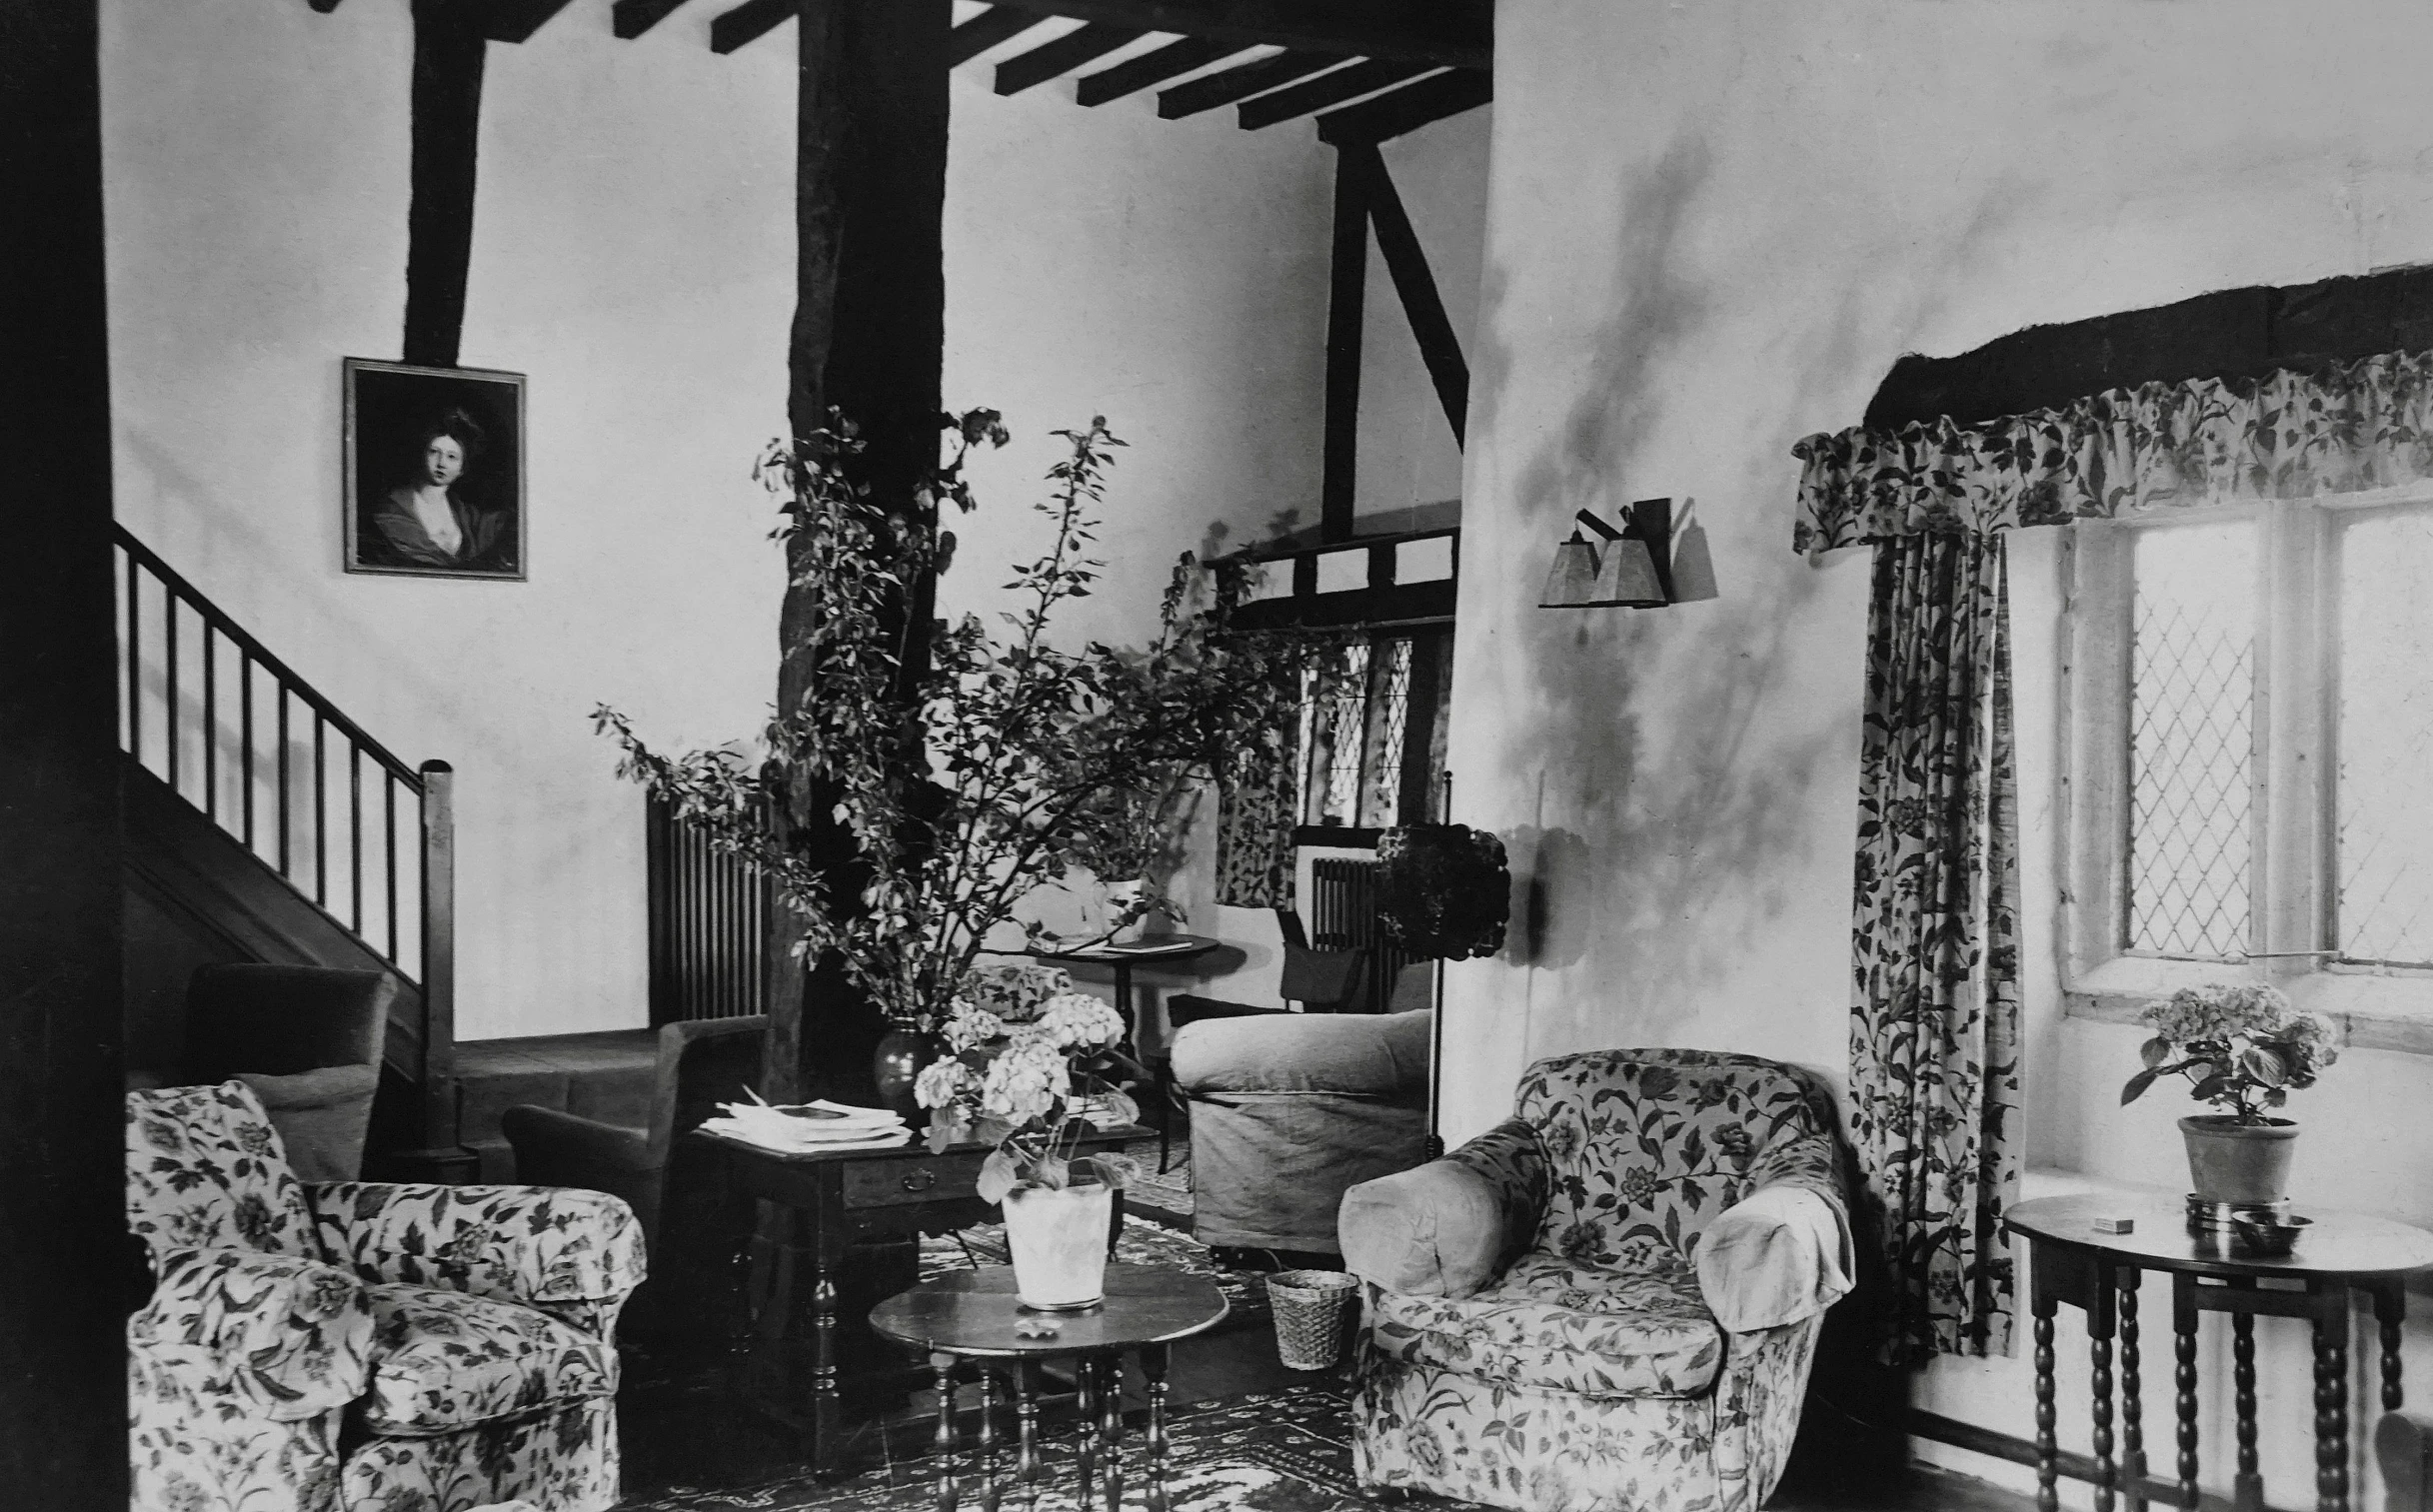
[
  {"left": 1170, "top": 1007, "right": 1430, "bottom": 1256},
  {"left": 126, "top": 1081, "right": 645, "bottom": 1512},
  {"left": 1338, "top": 1048, "right": 1852, "bottom": 1512}
]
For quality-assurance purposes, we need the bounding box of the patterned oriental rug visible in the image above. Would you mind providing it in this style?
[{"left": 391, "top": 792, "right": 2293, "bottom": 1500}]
[{"left": 622, "top": 1380, "right": 1387, "bottom": 1512}]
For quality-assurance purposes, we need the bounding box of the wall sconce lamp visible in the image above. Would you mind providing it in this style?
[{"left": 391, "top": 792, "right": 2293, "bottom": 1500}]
[{"left": 1537, "top": 498, "right": 1675, "bottom": 609}]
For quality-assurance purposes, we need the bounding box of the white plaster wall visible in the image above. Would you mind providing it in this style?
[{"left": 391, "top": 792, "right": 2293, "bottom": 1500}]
[
  {"left": 101, "top": 3, "right": 1335, "bottom": 1040},
  {"left": 1460, "top": 0, "right": 2433, "bottom": 1503}
]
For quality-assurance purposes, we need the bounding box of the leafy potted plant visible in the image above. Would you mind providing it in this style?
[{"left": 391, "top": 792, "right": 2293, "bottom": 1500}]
[
  {"left": 915, "top": 961, "right": 1142, "bottom": 1308},
  {"left": 595, "top": 411, "right": 1291, "bottom": 1101},
  {"left": 2118, "top": 981, "right": 2343, "bottom": 1203}
]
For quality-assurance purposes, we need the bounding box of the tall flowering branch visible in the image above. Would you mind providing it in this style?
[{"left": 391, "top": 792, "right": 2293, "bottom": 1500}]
[{"left": 595, "top": 410, "right": 1291, "bottom": 1040}]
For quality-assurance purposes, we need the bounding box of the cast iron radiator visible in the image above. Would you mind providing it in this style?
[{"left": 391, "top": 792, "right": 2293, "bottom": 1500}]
[
  {"left": 646, "top": 794, "right": 775, "bottom": 1024},
  {"left": 1308, "top": 855, "right": 1415, "bottom": 1014}
]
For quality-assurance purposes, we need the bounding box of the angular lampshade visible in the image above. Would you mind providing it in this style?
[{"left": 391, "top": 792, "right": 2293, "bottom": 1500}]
[
  {"left": 1537, "top": 536, "right": 1605, "bottom": 608},
  {"left": 1588, "top": 536, "right": 1666, "bottom": 608}
]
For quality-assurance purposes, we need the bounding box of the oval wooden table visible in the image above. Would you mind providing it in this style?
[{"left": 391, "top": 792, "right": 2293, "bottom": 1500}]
[
  {"left": 2006, "top": 1192, "right": 2433, "bottom": 1512},
  {"left": 869, "top": 1263, "right": 1228, "bottom": 1512}
]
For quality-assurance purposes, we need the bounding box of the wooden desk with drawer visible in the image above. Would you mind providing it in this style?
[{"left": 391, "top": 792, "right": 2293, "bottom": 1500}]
[{"left": 695, "top": 1124, "right": 1145, "bottom": 1478}]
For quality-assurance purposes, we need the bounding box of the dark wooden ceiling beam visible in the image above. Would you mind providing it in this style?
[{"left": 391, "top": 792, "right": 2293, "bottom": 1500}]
[
  {"left": 995, "top": 21, "right": 1145, "bottom": 95},
  {"left": 307, "top": 0, "right": 344, "bottom": 12},
  {"left": 1314, "top": 67, "right": 1489, "bottom": 145},
  {"left": 612, "top": 0, "right": 693, "bottom": 39},
  {"left": 711, "top": 0, "right": 795, "bottom": 54},
  {"left": 989, "top": 1, "right": 1487, "bottom": 68},
  {"left": 1159, "top": 49, "right": 1346, "bottom": 119},
  {"left": 1075, "top": 35, "right": 1237, "bottom": 106},
  {"left": 949, "top": 5, "right": 1048, "bottom": 65},
  {"left": 1237, "top": 58, "right": 1430, "bottom": 131},
  {"left": 483, "top": 0, "right": 579, "bottom": 43}
]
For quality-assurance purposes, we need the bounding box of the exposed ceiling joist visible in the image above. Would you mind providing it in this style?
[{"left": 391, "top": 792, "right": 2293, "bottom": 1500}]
[
  {"left": 483, "top": 0, "right": 579, "bottom": 44},
  {"left": 710, "top": 0, "right": 794, "bottom": 55},
  {"left": 612, "top": 0, "right": 693, "bottom": 40},
  {"left": 1159, "top": 49, "right": 1346, "bottom": 120},
  {"left": 307, "top": 0, "right": 343, "bottom": 12},
  {"left": 950, "top": 6, "right": 1050, "bottom": 66},
  {"left": 1236, "top": 58, "right": 1431, "bottom": 131},
  {"left": 995, "top": 21, "right": 1146, "bottom": 96},
  {"left": 990, "top": 0, "right": 1489, "bottom": 69},
  {"left": 1075, "top": 35, "right": 1238, "bottom": 107},
  {"left": 1313, "top": 67, "right": 1489, "bottom": 145}
]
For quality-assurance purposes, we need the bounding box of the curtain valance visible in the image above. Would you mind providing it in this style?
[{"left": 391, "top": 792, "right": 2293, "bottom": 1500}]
[{"left": 1791, "top": 348, "right": 2433, "bottom": 553}]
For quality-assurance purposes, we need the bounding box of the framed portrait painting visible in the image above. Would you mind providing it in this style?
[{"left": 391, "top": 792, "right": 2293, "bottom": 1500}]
[{"left": 344, "top": 358, "right": 527, "bottom": 580}]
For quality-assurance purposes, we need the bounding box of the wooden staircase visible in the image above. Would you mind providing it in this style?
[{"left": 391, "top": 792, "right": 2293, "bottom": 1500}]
[{"left": 115, "top": 525, "right": 659, "bottom": 1181}]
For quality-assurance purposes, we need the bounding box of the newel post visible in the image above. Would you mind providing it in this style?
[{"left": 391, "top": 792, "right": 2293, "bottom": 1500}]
[{"left": 419, "top": 757, "right": 459, "bottom": 1155}]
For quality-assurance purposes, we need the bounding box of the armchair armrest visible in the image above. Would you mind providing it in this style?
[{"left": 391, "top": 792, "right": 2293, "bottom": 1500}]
[
  {"left": 308, "top": 1182, "right": 647, "bottom": 1310},
  {"left": 1693, "top": 1123, "right": 1853, "bottom": 1332},
  {"left": 128, "top": 1247, "right": 375, "bottom": 1420},
  {"left": 1338, "top": 1117, "right": 1546, "bottom": 1298}
]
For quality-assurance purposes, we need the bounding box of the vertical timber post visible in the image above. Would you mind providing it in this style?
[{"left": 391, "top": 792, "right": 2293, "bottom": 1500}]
[{"left": 0, "top": 0, "right": 129, "bottom": 1496}]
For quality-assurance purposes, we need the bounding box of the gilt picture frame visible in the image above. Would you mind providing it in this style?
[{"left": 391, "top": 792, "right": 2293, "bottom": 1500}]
[{"left": 343, "top": 357, "right": 528, "bottom": 581}]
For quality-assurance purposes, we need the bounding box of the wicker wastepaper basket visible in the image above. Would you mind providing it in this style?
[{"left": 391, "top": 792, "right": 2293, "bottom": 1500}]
[{"left": 1266, "top": 1269, "right": 1360, "bottom": 1370}]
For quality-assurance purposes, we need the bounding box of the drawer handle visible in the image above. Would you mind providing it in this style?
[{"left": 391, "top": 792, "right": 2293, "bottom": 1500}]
[{"left": 901, "top": 1169, "right": 938, "bottom": 1194}]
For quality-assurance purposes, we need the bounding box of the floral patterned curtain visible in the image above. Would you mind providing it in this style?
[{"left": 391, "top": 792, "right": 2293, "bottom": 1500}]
[
  {"left": 1214, "top": 634, "right": 1359, "bottom": 908},
  {"left": 1792, "top": 348, "right": 2433, "bottom": 552},
  {"left": 1848, "top": 532, "right": 2022, "bottom": 1362}
]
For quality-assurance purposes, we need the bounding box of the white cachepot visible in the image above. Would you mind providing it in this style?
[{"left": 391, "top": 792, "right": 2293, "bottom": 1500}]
[{"left": 1002, "top": 1181, "right": 1113, "bottom": 1310}]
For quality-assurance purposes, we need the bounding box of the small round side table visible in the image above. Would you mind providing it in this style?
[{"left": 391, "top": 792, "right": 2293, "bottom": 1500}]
[
  {"left": 2007, "top": 1192, "right": 2433, "bottom": 1512},
  {"left": 869, "top": 1263, "right": 1228, "bottom": 1512}
]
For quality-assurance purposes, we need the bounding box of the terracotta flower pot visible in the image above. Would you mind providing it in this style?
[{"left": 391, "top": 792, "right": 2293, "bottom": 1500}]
[
  {"left": 2178, "top": 1115, "right": 2299, "bottom": 1204},
  {"left": 1002, "top": 1181, "right": 1113, "bottom": 1310}
]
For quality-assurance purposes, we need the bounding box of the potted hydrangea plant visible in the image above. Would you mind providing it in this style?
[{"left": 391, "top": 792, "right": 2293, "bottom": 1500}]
[
  {"left": 915, "top": 961, "right": 1144, "bottom": 1309},
  {"left": 2119, "top": 981, "right": 2343, "bottom": 1204}
]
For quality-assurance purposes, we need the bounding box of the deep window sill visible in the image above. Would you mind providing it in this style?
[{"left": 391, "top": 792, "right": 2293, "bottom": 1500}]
[{"left": 2063, "top": 955, "right": 2433, "bottom": 1056}]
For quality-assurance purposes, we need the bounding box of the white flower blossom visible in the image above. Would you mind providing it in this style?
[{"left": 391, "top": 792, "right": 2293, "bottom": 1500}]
[
  {"left": 914, "top": 1057, "right": 976, "bottom": 1109},
  {"left": 1036, "top": 991, "right": 1125, "bottom": 1051},
  {"left": 943, "top": 1002, "right": 1008, "bottom": 1052},
  {"left": 980, "top": 1033, "right": 1070, "bottom": 1122}
]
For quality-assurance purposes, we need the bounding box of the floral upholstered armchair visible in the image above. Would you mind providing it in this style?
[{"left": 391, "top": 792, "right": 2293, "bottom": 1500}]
[
  {"left": 125, "top": 1081, "right": 646, "bottom": 1512},
  {"left": 1337, "top": 1048, "right": 1852, "bottom": 1512}
]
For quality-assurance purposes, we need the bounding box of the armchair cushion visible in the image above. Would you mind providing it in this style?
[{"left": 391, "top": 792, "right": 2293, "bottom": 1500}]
[
  {"left": 1692, "top": 1184, "right": 1853, "bottom": 1333},
  {"left": 127, "top": 1081, "right": 319, "bottom": 1261},
  {"left": 1339, "top": 1117, "right": 1546, "bottom": 1298},
  {"left": 311, "top": 1183, "right": 648, "bottom": 1310},
  {"left": 128, "top": 1246, "right": 376, "bottom": 1420},
  {"left": 361, "top": 1283, "right": 619, "bottom": 1435},
  {"left": 1366, "top": 1249, "right": 1727, "bottom": 1398}
]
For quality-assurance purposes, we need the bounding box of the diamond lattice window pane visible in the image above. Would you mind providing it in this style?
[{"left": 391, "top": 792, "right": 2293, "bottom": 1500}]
[
  {"left": 2126, "top": 523, "right": 2256, "bottom": 959},
  {"left": 2336, "top": 509, "right": 2433, "bottom": 966},
  {"left": 1362, "top": 639, "right": 1414, "bottom": 828}
]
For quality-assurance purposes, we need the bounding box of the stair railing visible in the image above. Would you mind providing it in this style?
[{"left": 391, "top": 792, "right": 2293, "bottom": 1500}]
[{"left": 114, "top": 525, "right": 456, "bottom": 1150}]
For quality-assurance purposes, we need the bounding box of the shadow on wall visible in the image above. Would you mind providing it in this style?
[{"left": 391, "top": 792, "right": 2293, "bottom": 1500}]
[{"left": 1464, "top": 134, "right": 1865, "bottom": 1052}]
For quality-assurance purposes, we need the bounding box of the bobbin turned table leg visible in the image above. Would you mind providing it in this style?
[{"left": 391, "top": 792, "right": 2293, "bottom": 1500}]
[
  {"left": 932, "top": 1354, "right": 960, "bottom": 1512},
  {"left": 2314, "top": 1282, "right": 2351, "bottom": 1512},
  {"left": 2034, "top": 1294, "right": 2060, "bottom": 1512},
  {"left": 2091, "top": 1263, "right": 2118, "bottom": 1512},
  {"left": 2173, "top": 1274, "right": 2201, "bottom": 1512},
  {"left": 2232, "top": 1280, "right": 2262, "bottom": 1512},
  {"left": 2120, "top": 1272, "right": 2148, "bottom": 1512},
  {"left": 1075, "top": 1357, "right": 1101, "bottom": 1510},
  {"left": 1014, "top": 1362, "right": 1042, "bottom": 1512},
  {"left": 1144, "top": 1343, "right": 1174, "bottom": 1512},
  {"left": 977, "top": 1368, "right": 1002, "bottom": 1512},
  {"left": 1100, "top": 1354, "right": 1126, "bottom": 1512},
  {"left": 2372, "top": 1280, "right": 2406, "bottom": 1413}
]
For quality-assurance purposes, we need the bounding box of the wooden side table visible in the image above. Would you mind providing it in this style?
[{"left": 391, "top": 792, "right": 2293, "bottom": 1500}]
[
  {"left": 869, "top": 1264, "right": 1229, "bottom": 1512},
  {"left": 1014, "top": 935, "right": 1223, "bottom": 1052},
  {"left": 2007, "top": 1193, "right": 2433, "bottom": 1512},
  {"left": 698, "top": 1123, "right": 1147, "bottom": 1479}
]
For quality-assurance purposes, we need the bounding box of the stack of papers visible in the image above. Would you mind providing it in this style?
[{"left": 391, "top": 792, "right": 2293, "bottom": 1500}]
[{"left": 700, "top": 1097, "right": 914, "bottom": 1154}]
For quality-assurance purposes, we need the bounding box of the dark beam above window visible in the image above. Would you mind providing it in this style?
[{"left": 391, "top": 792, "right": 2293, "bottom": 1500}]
[
  {"left": 950, "top": 5, "right": 1048, "bottom": 66},
  {"left": 1075, "top": 35, "right": 1237, "bottom": 105},
  {"left": 1314, "top": 67, "right": 1490, "bottom": 145},
  {"left": 710, "top": 0, "right": 794, "bottom": 55},
  {"left": 613, "top": 0, "right": 693, "bottom": 39},
  {"left": 989, "top": 0, "right": 1489, "bottom": 68},
  {"left": 1160, "top": 49, "right": 1346, "bottom": 119},
  {"left": 1360, "top": 145, "right": 1467, "bottom": 445},
  {"left": 1237, "top": 57, "right": 1431, "bottom": 131},
  {"left": 996, "top": 22, "right": 1145, "bottom": 96}
]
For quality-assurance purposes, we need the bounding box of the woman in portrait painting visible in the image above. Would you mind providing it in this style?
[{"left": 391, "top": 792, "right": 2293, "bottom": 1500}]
[{"left": 365, "top": 409, "right": 513, "bottom": 572}]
